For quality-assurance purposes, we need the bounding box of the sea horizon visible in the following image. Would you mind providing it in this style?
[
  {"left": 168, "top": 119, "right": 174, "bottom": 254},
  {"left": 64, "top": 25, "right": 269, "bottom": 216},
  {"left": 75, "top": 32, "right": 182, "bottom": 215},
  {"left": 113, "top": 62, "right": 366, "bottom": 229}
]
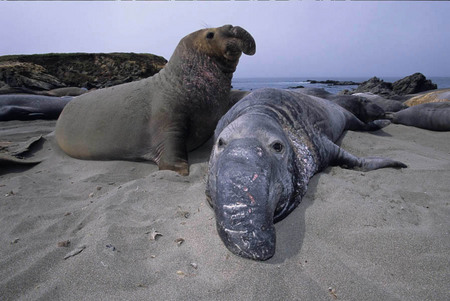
[{"left": 232, "top": 76, "right": 450, "bottom": 94}]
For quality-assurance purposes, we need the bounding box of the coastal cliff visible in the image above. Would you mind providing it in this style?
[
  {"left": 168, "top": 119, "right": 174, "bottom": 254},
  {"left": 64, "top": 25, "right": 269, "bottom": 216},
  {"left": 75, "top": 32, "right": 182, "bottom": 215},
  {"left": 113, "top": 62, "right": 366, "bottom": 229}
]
[{"left": 0, "top": 53, "right": 167, "bottom": 93}]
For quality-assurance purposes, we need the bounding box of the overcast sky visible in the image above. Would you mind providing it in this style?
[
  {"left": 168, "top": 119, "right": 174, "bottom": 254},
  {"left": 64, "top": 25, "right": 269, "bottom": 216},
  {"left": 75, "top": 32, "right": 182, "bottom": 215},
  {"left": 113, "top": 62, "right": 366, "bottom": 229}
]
[{"left": 1, "top": 1, "right": 449, "bottom": 78}]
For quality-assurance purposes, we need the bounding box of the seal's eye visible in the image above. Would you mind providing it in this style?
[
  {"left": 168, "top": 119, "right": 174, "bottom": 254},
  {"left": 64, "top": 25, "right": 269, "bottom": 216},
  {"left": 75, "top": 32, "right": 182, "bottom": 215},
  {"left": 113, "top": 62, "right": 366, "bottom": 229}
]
[
  {"left": 271, "top": 142, "right": 284, "bottom": 153},
  {"left": 206, "top": 32, "right": 215, "bottom": 39},
  {"left": 218, "top": 138, "right": 225, "bottom": 147}
]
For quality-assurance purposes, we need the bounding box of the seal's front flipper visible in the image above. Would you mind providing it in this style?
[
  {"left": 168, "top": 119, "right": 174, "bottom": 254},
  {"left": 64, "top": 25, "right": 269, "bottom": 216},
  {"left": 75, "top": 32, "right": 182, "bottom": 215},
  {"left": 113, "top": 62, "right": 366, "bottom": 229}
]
[
  {"left": 157, "top": 131, "right": 189, "bottom": 176},
  {"left": 326, "top": 140, "right": 407, "bottom": 171},
  {"left": 346, "top": 115, "right": 392, "bottom": 132}
]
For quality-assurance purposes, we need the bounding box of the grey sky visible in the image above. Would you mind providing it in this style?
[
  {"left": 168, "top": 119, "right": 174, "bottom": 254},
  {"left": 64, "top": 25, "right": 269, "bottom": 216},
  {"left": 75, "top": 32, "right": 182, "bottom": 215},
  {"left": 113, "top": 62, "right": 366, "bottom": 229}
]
[{"left": 1, "top": 1, "right": 449, "bottom": 78}]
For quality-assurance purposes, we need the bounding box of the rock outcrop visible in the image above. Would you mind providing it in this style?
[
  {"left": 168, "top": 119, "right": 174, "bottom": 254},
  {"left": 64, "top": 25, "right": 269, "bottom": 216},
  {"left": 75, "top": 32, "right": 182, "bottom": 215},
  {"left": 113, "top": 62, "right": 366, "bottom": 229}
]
[
  {"left": 340, "top": 73, "right": 437, "bottom": 97},
  {"left": 343, "top": 77, "right": 394, "bottom": 97},
  {"left": 307, "top": 79, "right": 361, "bottom": 86},
  {"left": 0, "top": 53, "right": 167, "bottom": 93},
  {"left": 392, "top": 73, "right": 437, "bottom": 95}
]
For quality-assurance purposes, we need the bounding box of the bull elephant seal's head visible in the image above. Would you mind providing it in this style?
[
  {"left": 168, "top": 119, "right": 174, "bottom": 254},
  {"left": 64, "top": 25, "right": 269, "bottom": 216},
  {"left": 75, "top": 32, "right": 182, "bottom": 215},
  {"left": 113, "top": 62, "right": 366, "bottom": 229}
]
[{"left": 175, "top": 24, "right": 256, "bottom": 73}]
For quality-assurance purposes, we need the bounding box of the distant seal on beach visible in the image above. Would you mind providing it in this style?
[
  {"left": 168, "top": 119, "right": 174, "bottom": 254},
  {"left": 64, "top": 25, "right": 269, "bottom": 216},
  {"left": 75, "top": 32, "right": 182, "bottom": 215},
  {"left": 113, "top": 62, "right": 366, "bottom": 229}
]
[
  {"left": 55, "top": 25, "right": 256, "bottom": 175},
  {"left": 327, "top": 95, "right": 385, "bottom": 123},
  {"left": 385, "top": 101, "right": 450, "bottom": 131},
  {"left": 404, "top": 88, "right": 450, "bottom": 107},
  {"left": 206, "top": 88, "right": 406, "bottom": 260},
  {"left": 40, "top": 87, "right": 88, "bottom": 97},
  {"left": 0, "top": 94, "right": 72, "bottom": 121},
  {"left": 353, "top": 92, "right": 407, "bottom": 112},
  {"left": 296, "top": 88, "right": 385, "bottom": 123}
]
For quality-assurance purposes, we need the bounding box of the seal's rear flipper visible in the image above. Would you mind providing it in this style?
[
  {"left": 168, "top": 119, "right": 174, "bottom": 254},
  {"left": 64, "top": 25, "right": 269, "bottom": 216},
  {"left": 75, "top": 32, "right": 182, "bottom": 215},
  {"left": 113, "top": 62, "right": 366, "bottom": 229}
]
[
  {"left": 326, "top": 140, "right": 407, "bottom": 171},
  {"left": 0, "top": 136, "right": 47, "bottom": 166},
  {"left": 383, "top": 112, "right": 395, "bottom": 121}
]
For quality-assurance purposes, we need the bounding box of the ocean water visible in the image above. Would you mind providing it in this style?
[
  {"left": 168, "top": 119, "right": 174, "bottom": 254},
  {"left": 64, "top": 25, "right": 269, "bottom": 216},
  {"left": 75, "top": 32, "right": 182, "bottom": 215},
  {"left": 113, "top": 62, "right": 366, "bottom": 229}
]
[{"left": 232, "top": 76, "right": 450, "bottom": 94}]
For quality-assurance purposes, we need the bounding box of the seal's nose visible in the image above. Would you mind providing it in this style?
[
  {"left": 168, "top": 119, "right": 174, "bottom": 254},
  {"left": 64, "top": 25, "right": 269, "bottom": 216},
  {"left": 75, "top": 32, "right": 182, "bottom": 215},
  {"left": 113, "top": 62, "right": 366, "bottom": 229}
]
[{"left": 214, "top": 138, "right": 276, "bottom": 260}]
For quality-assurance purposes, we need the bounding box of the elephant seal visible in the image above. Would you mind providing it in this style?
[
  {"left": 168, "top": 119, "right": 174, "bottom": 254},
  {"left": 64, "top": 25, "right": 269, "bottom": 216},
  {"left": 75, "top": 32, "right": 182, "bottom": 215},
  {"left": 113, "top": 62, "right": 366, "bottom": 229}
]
[
  {"left": 404, "top": 88, "right": 450, "bottom": 107},
  {"left": 296, "top": 88, "right": 385, "bottom": 123},
  {"left": 353, "top": 92, "right": 407, "bottom": 112},
  {"left": 55, "top": 25, "right": 256, "bottom": 175},
  {"left": 0, "top": 94, "right": 72, "bottom": 121},
  {"left": 39, "top": 87, "right": 88, "bottom": 97},
  {"left": 385, "top": 101, "right": 450, "bottom": 131},
  {"left": 206, "top": 88, "right": 406, "bottom": 260}
]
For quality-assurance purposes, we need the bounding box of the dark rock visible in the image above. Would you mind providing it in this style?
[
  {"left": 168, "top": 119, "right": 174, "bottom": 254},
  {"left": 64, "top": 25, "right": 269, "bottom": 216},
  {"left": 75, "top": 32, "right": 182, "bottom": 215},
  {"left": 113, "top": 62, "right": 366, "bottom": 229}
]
[
  {"left": 341, "top": 73, "right": 438, "bottom": 97},
  {"left": 0, "top": 61, "right": 65, "bottom": 91},
  {"left": 392, "top": 72, "right": 437, "bottom": 95},
  {"left": 307, "top": 79, "right": 361, "bottom": 86},
  {"left": 0, "top": 53, "right": 167, "bottom": 92},
  {"left": 346, "top": 77, "right": 394, "bottom": 97}
]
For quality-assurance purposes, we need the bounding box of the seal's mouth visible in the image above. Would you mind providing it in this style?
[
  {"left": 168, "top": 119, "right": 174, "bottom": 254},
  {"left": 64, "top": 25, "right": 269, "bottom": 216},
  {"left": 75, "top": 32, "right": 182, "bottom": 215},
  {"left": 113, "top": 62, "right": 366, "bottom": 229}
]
[
  {"left": 223, "top": 43, "right": 243, "bottom": 61},
  {"left": 217, "top": 223, "right": 276, "bottom": 260}
]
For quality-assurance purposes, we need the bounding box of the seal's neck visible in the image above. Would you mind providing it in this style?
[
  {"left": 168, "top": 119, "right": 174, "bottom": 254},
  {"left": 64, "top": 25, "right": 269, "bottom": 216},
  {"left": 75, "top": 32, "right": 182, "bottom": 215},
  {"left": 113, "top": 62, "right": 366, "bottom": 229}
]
[{"left": 155, "top": 46, "right": 232, "bottom": 103}]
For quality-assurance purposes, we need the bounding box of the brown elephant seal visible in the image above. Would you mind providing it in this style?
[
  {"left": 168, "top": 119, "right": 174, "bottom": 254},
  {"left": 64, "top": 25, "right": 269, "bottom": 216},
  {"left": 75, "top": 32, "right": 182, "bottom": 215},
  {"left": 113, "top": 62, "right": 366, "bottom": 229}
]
[
  {"left": 385, "top": 101, "right": 450, "bottom": 131},
  {"left": 55, "top": 25, "right": 256, "bottom": 175},
  {"left": 404, "top": 88, "right": 450, "bottom": 106},
  {"left": 39, "top": 87, "right": 88, "bottom": 97}
]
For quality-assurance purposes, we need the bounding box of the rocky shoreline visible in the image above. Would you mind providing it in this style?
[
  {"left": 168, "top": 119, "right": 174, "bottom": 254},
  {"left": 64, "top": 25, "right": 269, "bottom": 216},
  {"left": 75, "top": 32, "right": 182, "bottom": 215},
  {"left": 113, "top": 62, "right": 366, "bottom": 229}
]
[
  {"left": 339, "top": 73, "right": 437, "bottom": 97},
  {"left": 0, "top": 53, "right": 167, "bottom": 94},
  {"left": 306, "top": 79, "right": 361, "bottom": 86}
]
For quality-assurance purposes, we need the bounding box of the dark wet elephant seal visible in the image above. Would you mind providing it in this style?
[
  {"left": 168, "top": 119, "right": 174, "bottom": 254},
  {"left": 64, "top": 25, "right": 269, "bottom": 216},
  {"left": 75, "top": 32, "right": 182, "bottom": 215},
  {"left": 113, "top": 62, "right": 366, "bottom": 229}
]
[
  {"left": 55, "top": 25, "right": 256, "bottom": 175},
  {"left": 206, "top": 88, "right": 406, "bottom": 260},
  {"left": 296, "top": 88, "right": 385, "bottom": 123},
  {"left": 385, "top": 101, "right": 450, "bottom": 131},
  {"left": 353, "top": 92, "right": 407, "bottom": 112},
  {"left": 0, "top": 94, "right": 72, "bottom": 121}
]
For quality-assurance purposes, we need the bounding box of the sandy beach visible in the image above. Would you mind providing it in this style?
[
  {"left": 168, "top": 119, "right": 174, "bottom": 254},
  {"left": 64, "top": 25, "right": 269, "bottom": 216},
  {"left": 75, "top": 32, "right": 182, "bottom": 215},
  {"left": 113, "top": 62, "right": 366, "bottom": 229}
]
[{"left": 1, "top": 119, "right": 449, "bottom": 300}]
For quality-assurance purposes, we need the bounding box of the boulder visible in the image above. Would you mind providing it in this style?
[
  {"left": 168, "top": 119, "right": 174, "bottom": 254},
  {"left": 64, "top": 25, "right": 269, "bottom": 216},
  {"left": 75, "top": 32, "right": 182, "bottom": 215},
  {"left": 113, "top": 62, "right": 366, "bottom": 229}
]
[
  {"left": 0, "top": 61, "right": 65, "bottom": 91},
  {"left": 344, "top": 77, "right": 394, "bottom": 97},
  {"left": 392, "top": 72, "right": 437, "bottom": 95},
  {"left": 340, "top": 73, "right": 437, "bottom": 97}
]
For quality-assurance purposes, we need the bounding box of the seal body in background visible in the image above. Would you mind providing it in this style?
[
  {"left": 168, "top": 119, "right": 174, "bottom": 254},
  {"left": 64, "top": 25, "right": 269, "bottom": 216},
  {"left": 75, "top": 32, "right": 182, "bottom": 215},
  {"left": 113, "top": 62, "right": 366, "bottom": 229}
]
[
  {"left": 55, "top": 25, "right": 256, "bottom": 175},
  {"left": 0, "top": 94, "right": 72, "bottom": 121},
  {"left": 385, "top": 102, "right": 450, "bottom": 131}
]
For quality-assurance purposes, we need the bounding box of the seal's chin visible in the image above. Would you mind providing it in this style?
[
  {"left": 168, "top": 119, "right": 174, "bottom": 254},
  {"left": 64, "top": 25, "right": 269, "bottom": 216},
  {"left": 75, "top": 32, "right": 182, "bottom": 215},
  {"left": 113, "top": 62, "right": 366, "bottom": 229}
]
[
  {"left": 223, "top": 51, "right": 242, "bottom": 62},
  {"left": 217, "top": 225, "right": 276, "bottom": 260}
]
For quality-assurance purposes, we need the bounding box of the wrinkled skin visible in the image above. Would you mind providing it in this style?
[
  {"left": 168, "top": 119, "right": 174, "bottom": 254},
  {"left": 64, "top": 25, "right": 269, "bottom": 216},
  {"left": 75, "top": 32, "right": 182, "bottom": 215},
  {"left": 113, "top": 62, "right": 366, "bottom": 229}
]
[
  {"left": 55, "top": 25, "right": 255, "bottom": 175},
  {"left": 206, "top": 88, "right": 406, "bottom": 260}
]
